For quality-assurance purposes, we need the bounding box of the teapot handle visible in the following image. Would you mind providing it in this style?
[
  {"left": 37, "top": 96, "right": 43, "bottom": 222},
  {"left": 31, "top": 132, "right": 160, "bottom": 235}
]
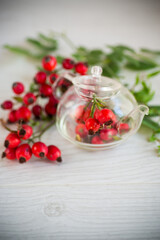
[{"left": 116, "top": 105, "right": 149, "bottom": 137}]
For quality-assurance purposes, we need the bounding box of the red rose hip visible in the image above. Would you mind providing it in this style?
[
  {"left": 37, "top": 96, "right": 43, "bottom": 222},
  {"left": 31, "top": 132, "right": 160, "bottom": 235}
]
[
  {"left": 85, "top": 118, "right": 100, "bottom": 135},
  {"left": 4, "top": 133, "right": 20, "bottom": 148},
  {"left": 100, "top": 128, "right": 117, "bottom": 141},
  {"left": 42, "top": 56, "right": 57, "bottom": 71},
  {"left": 95, "top": 109, "right": 116, "bottom": 125},
  {"left": 1, "top": 100, "right": 13, "bottom": 110},
  {"left": 32, "top": 105, "right": 42, "bottom": 118},
  {"left": 8, "top": 110, "right": 17, "bottom": 123},
  {"left": 16, "top": 106, "right": 31, "bottom": 122},
  {"left": 47, "top": 145, "right": 62, "bottom": 162},
  {"left": 40, "top": 84, "right": 52, "bottom": 97},
  {"left": 32, "top": 142, "right": 48, "bottom": 158},
  {"left": 18, "top": 124, "right": 33, "bottom": 140},
  {"left": 49, "top": 73, "right": 59, "bottom": 84},
  {"left": 12, "top": 82, "right": 24, "bottom": 95},
  {"left": 34, "top": 71, "right": 47, "bottom": 84},
  {"left": 62, "top": 58, "right": 75, "bottom": 69},
  {"left": 16, "top": 144, "right": 32, "bottom": 163},
  {"left": 75, "top": 123, "right": 88, "bottom": 138},
  {"left": 2, "top": 148, "right": 16, "bottom": 160},
  {"left": 23, "top": 92, "right": 36, "bottom": 105},
  {"left": 91, "top": 136, "right": 103, "bottom": 144},
  {"left": 75, "top": 62, "right": 88, "bottom": 75}
]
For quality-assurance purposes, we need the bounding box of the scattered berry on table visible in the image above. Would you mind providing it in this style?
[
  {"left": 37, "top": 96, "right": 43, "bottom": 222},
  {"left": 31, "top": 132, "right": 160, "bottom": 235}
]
[
  {"left": 32, "top": 142, "right": 48, "bottom": 158},
  {"left": 2, "top": 148, "right": 17, "bottom": 160},
  {"left": 45, "top": 102, "right": 57, "bottom": 116},
  {"left": 1, "top": 100, "right": 13, "bottom": 110},
  {"left": 34, "top": 71, "right": 47, "bottom": 84},
  {"left": 40, "top": 83, "right": 52, "bottom": 97},
  {"left": 8, "top": 110, "right": 17, "bottom": 123},
  {"left": 49, "top": 73, "right": 59, "bottom": 84},
  {"left": 47, "top": 145, "right": 62, "bottom": 162},
  {"left": 75, "top": 62, "right": 88, "bottom": 75},
  {"left": 17, "top": 124, "right": 33, "bottom": 140},
  {"left": 4, "top": 133, "right": 20, "bottom": 148},
  {"left": 62, "top": 58, "right": 75, "bottom": 69},
  {"left": 12, "top": 82, "right": 24, "bottom": 95},
  {"left": 42, "top": 55, "right": 57, "bottom": 71},
  {"left": 16, "top": 144, "right": 32, "bottom": 163},
  {"left": 16, "top": 106, "right": 31, "bottom": 122},
  {"left": 32, "top": 105, "right": 42, "bottom": 119},
  {"left": 23, "top": 92, "right": 36, "bottom": 105}
]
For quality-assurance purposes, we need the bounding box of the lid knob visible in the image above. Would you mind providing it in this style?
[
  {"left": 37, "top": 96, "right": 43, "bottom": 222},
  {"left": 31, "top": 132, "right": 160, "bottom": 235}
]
[{"left": 91, "top": 66, "right": 102, "bottom": 77}]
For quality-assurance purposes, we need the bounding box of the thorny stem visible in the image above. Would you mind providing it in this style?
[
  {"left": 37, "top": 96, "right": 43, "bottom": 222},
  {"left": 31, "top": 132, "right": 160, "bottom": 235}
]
[
  {"left": 30, "top": 119, "right": 55, "bottom": 141},
  {"left": 0, "top": 118, "right": 16, "bottom": 133}
]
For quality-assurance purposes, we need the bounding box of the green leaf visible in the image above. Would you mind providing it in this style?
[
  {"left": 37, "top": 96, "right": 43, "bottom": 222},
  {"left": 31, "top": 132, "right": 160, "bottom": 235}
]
[
  {"left": 26, "top": 38, "right": 57, "bottom": 51},
  {"left": 29, "top": 82, "right": 39, "bottom": 92},
  {"left": 140, "top": 48, "right": 160, "bottom": 55},
  {"left": 13, "top": 96, "right": 23, "bottom": 103},
  {"left": 148, "top": 105, "right": 160, "bottom": 117},
  {"left": 142, "top": 116, "right": 160, "bottom": 132},
  {"left": 147, "top": 70, "right": 160, "bottom": 79},
  {"left": 4, "top": 45, "right": 33, "bottom": 57},
  {"left": 125, "top": 54, "right": 158, "bottom": 70}
]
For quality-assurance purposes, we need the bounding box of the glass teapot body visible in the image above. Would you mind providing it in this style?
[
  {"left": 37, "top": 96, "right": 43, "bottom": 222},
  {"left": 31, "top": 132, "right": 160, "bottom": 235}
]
[{"left": 55, "top": 66, "right": 148, "bottom": 150}]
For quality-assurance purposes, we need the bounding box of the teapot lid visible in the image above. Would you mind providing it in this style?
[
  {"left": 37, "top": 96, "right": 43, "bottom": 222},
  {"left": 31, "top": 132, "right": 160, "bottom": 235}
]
[{"left": 73, "top": 66, "right": 121, "bottom": 99}]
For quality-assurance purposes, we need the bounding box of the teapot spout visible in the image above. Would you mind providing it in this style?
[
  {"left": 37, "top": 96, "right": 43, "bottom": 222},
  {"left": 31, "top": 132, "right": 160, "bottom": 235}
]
[{"left": 117, "top": 105, "right": 149, "bottom": 137}]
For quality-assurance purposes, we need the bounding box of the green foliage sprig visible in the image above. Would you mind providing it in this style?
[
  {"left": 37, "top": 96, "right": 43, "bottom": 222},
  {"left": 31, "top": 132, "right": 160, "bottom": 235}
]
[{"left": 4, "top": 32, "right": 160, "bottom": 155}]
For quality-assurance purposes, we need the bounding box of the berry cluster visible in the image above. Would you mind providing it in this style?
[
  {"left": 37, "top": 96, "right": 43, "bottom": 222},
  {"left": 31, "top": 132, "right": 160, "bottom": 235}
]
[
  {"left": 75, "top": 97, "right": 130, "bottom": 144},
  {"left": 1, "top": 55, "right": 72, "bottom": 164},
  {"left": 2, "top": 128, "right": 61, "bottom": 163}
]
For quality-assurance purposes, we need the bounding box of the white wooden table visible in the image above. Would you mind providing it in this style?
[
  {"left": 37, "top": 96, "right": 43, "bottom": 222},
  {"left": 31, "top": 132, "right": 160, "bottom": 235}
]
[{"left": 0, "top": 0, "right": 160, "bottom": 239}]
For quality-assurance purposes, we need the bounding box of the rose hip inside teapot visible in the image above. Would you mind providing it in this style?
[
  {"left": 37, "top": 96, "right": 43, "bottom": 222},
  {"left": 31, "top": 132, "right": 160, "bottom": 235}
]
[{"left": 55, "top": 66, "right": 149, "bottom": 150}]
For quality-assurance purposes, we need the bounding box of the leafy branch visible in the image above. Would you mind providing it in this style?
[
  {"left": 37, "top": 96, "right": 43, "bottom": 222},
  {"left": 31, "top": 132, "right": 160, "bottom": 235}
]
[{"left": 4, "top": 32, "right": 160, "bottom": 154}]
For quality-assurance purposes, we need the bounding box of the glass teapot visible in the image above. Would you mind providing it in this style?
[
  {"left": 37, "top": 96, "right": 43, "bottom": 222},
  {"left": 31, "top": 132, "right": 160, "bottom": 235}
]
[{"left": 55, "top": 66, "right": 149, "bottom": 150}]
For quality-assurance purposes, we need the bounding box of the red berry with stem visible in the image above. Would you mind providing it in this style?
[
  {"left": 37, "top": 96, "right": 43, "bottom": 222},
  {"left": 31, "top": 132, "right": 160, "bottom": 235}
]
[
  {"left": 48, "top": 95, "right": 59, "bottom": 105},
  {"left": 49, "top": 73, "right": 59, "bottom": 84},
  {"left": 83, "top": 108, "right": 91, "bottom": 122},
  {"left": 35, "top": 71, "right": 47, "bottom": 84},
  {"left": 75, "top": 123, "right": 88, "bottom": 138},
  {"left": 16, "top": 144, "right": 32, "bottom": 163},
  {"left": 2, "top": 148, "right": 17, "bottom": 160},
  {"left": 40, "top": 83, "right": 52, "bottom": 97},
  {"left": 75, "top": 105, "right": 85, "bottom": 123},
  {"left": 45, "top": 102, "right": 57, "bottom": 116},
  {"left": 16, "top": 106, "right": 31, "bottom": 122},
  {"left": 75, "top": 62, "right": 88, "bottom": 75},
  {"left": 1, "top": 100, "right": 13, "bottom": 110},
  {"left": 62, "top": 58, "right": 75, "bottom": 69},
  {"left": 94, "top": 108, "right": 101, "bottom": 120},
  {"left": 8, "top": 110, "right": 17, "bottom": 123},
  {"left": 100, "top": 128, "right": 118, "bottom": 141},
  {"left": 18, "top": 124, "right": 33, "bottom": 140},
  {"left": 118, "top": 123, "right": 130, "bottom": 134},
  {"left": 85, "top": 118, "right": 100, "bottom": 135},
  {"left": 95, "top": 109, "right": 116, "bottom": 125},
  {"left": 32, "top": 142, "right": 48, "bottom": 158},
  {"left": 12, "top": 82, "right": 24, "bottom": 95},
  {"left": 23, "top": 92, "right": 36, "bottom": 105},
  {"left": 47, "top": 145, "right": 62, "bottom": 162},
  {"left": 32, "top": 105, "right": 42, "bottom": 118},
  {"left": 42, "top": 56, "right": 57, "bottom": 71},
  {"left": 91, "top": 136, "right": 103, "bottom": 144},
  {"left": 4, "top": 133, "right": 20, "bottom": 148}
]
